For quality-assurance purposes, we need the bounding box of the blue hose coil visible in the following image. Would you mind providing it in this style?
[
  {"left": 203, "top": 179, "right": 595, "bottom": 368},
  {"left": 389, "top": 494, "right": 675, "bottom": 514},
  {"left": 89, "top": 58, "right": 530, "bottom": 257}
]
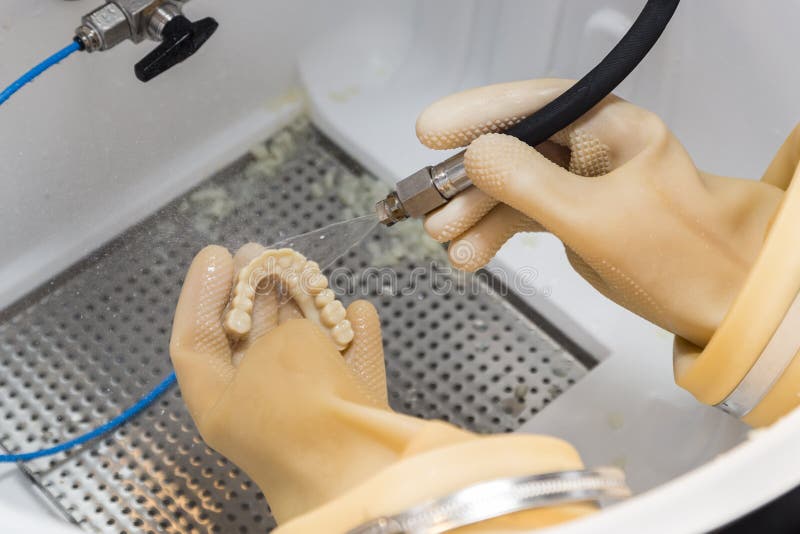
[{"left": 0, "top": 40, "right": 82, "bottom": 107}]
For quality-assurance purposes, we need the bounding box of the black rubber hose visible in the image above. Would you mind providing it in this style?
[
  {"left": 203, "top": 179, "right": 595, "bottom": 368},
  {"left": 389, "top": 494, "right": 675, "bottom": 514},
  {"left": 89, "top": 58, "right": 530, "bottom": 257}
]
[{"left": 505, "top": 0, "right": 680, "bottom": 146}]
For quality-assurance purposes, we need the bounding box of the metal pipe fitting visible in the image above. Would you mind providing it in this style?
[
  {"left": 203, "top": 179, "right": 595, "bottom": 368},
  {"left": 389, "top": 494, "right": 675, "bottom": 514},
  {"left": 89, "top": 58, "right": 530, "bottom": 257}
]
[
  {"left": 74, "top": 24, "right": 102, "bottom": 52},
  {"left": 76, "top": 2, "right": 132, "bottom": 52},
  {"left": 147, "top": 2, "right": 183, "bottom": 40},
  {"left": 75, "top": 0, "right": 188, "bottom": 52},
  {"left": 431, "top": 150, "right": 470, "bottom": 198},
  {"left": 375, "top": 150, "right": 472, "bottom": 226}
]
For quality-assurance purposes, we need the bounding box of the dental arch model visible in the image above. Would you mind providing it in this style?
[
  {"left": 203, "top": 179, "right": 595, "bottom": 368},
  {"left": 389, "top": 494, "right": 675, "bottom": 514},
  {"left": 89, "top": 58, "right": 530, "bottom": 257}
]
[{"left": 223, "top": 248, "right": 355, "bottom": 351}]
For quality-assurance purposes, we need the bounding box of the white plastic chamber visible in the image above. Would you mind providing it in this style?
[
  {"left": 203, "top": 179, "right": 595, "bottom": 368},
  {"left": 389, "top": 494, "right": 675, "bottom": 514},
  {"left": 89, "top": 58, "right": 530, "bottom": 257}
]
[{"left": 1, "top": 1, "right": 799, "bottom": 532}]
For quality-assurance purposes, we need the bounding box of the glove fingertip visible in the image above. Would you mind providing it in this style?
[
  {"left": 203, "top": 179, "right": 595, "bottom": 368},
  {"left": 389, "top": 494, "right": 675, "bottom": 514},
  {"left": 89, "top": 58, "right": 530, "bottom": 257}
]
[
  {"left": 344, "top": 300, "right": 389, "bottom": 406},
  {"left": 172, "top": 245, "right": 234, "bottom": 348},
  {"left": 344, "top": 300, "right": 384, "bottom": 363},
  {"left": 447, "top": 239, "right": 489, "bottom": 273},
  {"left": 424, "top": 187, "right": 499, "bottom": 243},
  {"left": 346, "top": 300, "right": 381, "bottom": 333},
  {"left": 416, "top": 108, "right": 467, "bottom": 150}
]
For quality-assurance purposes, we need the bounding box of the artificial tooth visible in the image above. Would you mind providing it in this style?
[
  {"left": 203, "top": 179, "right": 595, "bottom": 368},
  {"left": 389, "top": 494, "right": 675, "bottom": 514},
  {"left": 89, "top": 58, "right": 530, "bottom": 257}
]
[
  {"left": 321, "top": 301, "right": 346, "bottom": 327},
  {"left": 238, "top": 282, "right": 256, "bottom": 300},
  {"left": 277, "top": 254, "right": 294, "bottom": 269},
  {"left": 224, "top": 308, "right": 252, "bottom": 337},
  {"left": 315, "top": 289, "right": 335, "bottom": 308},
  {"left": 306, "top": 273, "right": 328, "bottom": 294},
  {"left": 332, "top": 320, "right": 355, "bottom": 347},
  {"left": 232, "top": 295, "right": 253, "bottom": 313}
]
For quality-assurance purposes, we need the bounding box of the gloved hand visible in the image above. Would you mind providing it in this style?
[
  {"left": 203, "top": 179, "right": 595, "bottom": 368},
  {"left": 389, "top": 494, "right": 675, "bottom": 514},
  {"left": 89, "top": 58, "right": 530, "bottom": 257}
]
[
  {"left": 417, "top": 78, "right": 784, "bottom": 350},
  {"left": 170, "top": 243, "right": 592, "bottom": 532}
]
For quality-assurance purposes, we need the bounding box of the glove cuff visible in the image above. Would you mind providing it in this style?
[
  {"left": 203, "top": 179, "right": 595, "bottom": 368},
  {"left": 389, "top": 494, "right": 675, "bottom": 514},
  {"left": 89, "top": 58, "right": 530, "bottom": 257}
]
[
  {"left": 274, "top": 430, "right": 593, "bottom": 533},
  {"left": 674, "top": 167, "right": 800, "bottom": 426}
]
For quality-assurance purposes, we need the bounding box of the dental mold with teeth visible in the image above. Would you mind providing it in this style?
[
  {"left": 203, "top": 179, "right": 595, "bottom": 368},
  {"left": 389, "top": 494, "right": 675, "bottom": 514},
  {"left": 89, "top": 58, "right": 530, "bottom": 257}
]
[{"left": 224, "top": 247, "right": 355, "bottom": 351}]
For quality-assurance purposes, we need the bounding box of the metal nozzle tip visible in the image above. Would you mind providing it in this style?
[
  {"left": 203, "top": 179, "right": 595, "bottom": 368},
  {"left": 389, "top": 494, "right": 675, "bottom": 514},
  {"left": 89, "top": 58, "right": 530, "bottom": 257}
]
[
  {"left": 375, "top": 192, "right": 407, "bottom": 227},
  {"left": 375, "top": 200, "right": 393, "bottom": 227}
]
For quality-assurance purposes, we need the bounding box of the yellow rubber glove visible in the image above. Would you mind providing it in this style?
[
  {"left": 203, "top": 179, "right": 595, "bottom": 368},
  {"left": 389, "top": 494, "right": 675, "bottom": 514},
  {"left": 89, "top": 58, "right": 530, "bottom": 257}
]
[
  {"left": 417, "top": 78, "right": 783, "bottom": 351},
  {"left": 170, "top": 243, "right": 593, "bottom": 532}
]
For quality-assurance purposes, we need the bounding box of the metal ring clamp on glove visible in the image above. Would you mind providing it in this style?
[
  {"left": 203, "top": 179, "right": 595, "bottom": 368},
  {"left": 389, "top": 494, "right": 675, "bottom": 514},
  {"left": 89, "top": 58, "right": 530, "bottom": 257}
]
[
  {"left": 717, "top": 290, "right": 800, "bottom": 418},
  {"left": 347, "top": 467, "right": 630, "bottom": 534}
]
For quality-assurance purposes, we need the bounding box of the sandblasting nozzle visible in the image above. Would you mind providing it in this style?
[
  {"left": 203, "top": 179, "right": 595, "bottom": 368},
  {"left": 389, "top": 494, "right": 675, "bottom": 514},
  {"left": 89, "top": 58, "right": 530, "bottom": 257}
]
[{"left": 376, "top": 151, "right": 472, "bottom": 226}]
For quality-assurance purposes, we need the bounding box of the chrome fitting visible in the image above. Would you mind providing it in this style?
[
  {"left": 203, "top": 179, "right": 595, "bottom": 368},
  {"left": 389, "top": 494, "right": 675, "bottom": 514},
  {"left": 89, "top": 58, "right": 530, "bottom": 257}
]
[
  {"left": 74, "top": 25, "right": 102, "bottom": 52},
  {"left": 431, "top": 150, "right": 469, "bottom": 199},
  {"left": 375, "top": 192, "right": 406, "bottom": 227},
  {"left": 76, "top": 2, "right": 131, "bottom": 52},
  {"left": 75, "top": 0, "right": 187, "bottom": 52},
  {"left": 375, "top": 151, "right": 473, "bottom": 227},
  {"left": 147, "top": 2, "right": 183, "bottom": 40},
  {"left": 375, "top": 166, "right": 444, "bottom": 227},
  {"left": 394, "top": 166, "right": 447, "bottom": 217}
]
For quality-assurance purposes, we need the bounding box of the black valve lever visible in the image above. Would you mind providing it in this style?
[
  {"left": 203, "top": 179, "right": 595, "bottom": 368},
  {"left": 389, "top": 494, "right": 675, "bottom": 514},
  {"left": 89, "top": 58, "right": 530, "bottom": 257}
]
[{"left": 134, "top": 15, "right": 218, "bottom": 82}]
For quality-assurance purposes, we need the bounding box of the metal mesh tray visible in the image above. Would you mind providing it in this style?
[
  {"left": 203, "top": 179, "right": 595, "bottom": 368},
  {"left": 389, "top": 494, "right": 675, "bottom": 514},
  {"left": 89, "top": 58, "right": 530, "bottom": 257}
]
[{"left": 0, "top": 119, "right": 592, "bottom": 532}]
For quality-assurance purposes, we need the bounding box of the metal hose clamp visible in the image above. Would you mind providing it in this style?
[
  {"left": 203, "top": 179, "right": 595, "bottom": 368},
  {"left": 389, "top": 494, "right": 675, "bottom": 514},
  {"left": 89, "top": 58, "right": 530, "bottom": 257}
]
[
  {"left": 716, "top": 289, "right": 800, "bottom": 418},
  {"left": 347, "top": 467, "right": 630, "bottom": 534}
]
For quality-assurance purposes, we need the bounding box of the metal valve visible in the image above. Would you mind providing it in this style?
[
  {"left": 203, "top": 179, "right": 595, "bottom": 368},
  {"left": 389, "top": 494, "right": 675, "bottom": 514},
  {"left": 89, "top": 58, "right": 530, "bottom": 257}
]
[{"left": 75, "top": 1, "right": 218, "bottom": 82}]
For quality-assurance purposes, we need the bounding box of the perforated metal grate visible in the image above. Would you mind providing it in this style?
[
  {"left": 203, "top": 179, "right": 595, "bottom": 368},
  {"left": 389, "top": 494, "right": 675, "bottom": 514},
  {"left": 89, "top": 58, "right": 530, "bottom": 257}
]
[{"left": 0, "top": 119, "right": 591, "bottom": 533}]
